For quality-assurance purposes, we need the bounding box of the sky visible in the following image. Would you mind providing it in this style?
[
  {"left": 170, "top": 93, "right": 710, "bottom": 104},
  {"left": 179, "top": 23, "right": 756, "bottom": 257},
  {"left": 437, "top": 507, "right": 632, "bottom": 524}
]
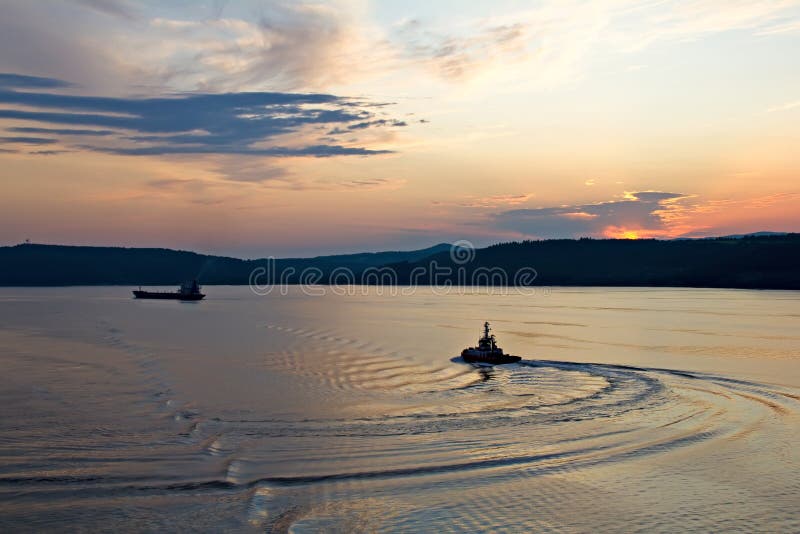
[{"left": 0, "top": 0, "right": 798, "bottom": 257}]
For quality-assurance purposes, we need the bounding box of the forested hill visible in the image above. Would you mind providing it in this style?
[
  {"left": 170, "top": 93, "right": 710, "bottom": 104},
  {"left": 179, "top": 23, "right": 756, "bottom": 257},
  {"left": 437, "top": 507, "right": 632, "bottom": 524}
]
[
  {"left": 0, "top": 235, "right": 798, "bottom": 288},
  {"left": 0, "top": 243, "right": 451, "bottom": 286},
  {"left": 387, "top": 234, "right": 800, "bottom": 289}
]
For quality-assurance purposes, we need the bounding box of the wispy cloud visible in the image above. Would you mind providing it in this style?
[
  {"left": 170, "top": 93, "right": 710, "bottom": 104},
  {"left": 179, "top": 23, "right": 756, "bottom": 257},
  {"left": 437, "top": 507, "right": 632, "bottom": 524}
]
[
  {"left": 137, "top": 3, "right": 386, "bottom": 92},
  {"left": 458, "top": 193, "right": 536, "bottom": 208},
  {"left": 609, "top": 0, "right": 800, "bottom": 51},
  {"left": 0, "top": 73, "right": 73, "bottom": 89},
  {"left": 379, "top": 1, "right": 800, "bottom": 90},
  {"left": 767, "top": 100, "right": 800, "bottom": 113},
  {"left": 338, "top": 178, "right": 404, "bottom": 190},
  {"left": 28, "top": 149, "right": 70, "bottom": 155},
  {"left": 71, "top": 0, "right": 139, "bottom": 21},
  {"left": 0, "top": 135, "right": 58, "bottom": 145},
  {"left": 8, "top": 126, "right": 115, "bottom": 136},
  {"left": 756, "top": 19, "right": 800, "bottom": 35},
  {"left": 395, "top": 19, "right": 529, "bottom": 81}
]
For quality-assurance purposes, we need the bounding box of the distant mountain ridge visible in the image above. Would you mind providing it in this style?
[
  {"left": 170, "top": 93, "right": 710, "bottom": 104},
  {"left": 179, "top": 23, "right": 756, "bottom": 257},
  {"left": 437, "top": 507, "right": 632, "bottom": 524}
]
[
  {"left": 0, "top": 235, "right": 798, "bottom": 289},
  {"left": 717, "top": 231, "right": 788, "bottom": 239},
  {"left": 675, "top": 231, "right": 789, "bottom": 240}
]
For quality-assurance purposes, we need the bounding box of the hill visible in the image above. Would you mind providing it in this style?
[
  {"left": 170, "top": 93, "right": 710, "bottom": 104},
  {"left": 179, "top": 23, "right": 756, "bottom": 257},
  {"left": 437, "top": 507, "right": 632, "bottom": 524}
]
[
  {"left": 0, "top": 236, "right": 798, "bottom": 289},
  {"left": 0, "top": 243, "right": 451, "bottom": 286},
  {"left": 387, "top": 234, "right": 800, "bottom": 289}
]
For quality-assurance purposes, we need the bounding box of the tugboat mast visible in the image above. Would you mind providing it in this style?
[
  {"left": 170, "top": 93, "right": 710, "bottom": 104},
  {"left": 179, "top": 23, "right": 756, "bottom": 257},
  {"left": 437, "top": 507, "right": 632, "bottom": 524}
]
[{"left": 480, "top": 322, "right": 498, "bottom": 350}]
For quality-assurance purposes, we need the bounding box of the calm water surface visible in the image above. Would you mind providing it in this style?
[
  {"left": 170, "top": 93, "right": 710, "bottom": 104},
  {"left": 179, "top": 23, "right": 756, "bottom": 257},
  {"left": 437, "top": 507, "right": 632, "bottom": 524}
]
[{"left": 0, "top": 287, "right": 798, "bottom": 532}]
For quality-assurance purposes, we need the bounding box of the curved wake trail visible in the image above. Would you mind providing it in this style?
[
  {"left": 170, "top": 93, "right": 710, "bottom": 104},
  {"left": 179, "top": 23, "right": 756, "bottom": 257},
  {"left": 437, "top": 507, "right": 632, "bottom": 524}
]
[
  {"left": 202, "top": 324, "right": 799, "bottom": 532},
  {"left": 1, "top": 312, "right": 798, "bottom": 532}
]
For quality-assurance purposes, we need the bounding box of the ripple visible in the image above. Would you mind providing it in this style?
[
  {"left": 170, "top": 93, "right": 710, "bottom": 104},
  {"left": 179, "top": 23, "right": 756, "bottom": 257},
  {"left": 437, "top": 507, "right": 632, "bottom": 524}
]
[{"left": 2, "top": 315, "right": 798, "bottom": 532}]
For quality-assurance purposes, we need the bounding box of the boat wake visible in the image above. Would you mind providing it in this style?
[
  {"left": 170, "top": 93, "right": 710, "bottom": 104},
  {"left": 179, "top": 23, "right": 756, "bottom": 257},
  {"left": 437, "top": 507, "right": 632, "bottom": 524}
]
[
  {"left": 201, "top": 324, "right": 799, "bottom": 531},
  {"left": 1, "top": 321, "right": 798, "bottom": 532}
]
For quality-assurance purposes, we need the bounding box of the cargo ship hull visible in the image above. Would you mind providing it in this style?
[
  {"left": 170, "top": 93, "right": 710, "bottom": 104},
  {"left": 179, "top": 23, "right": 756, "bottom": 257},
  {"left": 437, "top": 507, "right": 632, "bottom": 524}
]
[{"left": 132, "top": 290, "right": 205, "bottom": 301}]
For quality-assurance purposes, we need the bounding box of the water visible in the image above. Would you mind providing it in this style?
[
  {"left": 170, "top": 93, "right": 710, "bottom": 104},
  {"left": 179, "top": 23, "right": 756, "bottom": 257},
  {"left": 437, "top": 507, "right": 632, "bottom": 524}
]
[{"left": 0, "top": 286, "right": 798, "bottom": 532}]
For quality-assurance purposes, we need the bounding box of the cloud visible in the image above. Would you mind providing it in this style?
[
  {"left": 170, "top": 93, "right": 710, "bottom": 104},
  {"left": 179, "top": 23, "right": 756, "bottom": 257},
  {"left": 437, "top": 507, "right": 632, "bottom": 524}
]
[
  {"left": 767, "top": 100, "right": 800, "bottom": 113},
  {"left": 0, "top": 73, "right": 398, "bottom": 157},
  {"left": 0, "top": 2, "right": 377, "bottom": 95},
  {"left": 71, "top": 0, "right": 139, "bottom": 21},
  {"left": 0, "top": 136, "right": 58, "bottom": 145},
  {"left": 206, "top": 156, "right": 294, "bottom": 184},
  {"left": 459, "top": 193, "right": 536, "bottom": 208},
  {"left": 8, "top": 126, "right": 115, "bottom": 136},
  {"left": 395, "top": 20, "right": 529, "bottom": 80},
  {"left": 0, "top": 3, "right": 133, "bottom": 95},
  {"left": 146, "top": 178, "right": 198, "bottom": 190},
  {"left": 387, "top": 1, "right": 800, "bottom": 88},
  {"left": 493, "top": 191, "right": 687, "bottom": 238},
  {"left": 337, "top": 178, "right": 405, "bottom": 190},
  {"left": 0, "top": 73, "right": 73, "bottom": 89},
  {"left": 88, "top": 144, "right": 389, "bottom": 157},
  {"left": 137, "top": 2, "right": 387, "bottom": 92},
  {"left": 347, "top": 119, "right": 407, "bottom": 130},
  {"left": 28, "top": 150, "right": 70, "bottom": 155},
  {"left": 756, "top": 20, "right": 800, "bottom": 35},
  {"left": 608, "top": 0, "right": 800, "bottom": 52}
]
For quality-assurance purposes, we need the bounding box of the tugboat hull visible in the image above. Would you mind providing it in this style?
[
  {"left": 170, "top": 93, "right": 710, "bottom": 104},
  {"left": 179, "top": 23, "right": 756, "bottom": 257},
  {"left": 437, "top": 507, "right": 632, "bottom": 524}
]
[
  {"left": 133, "top": 290, "right": 205, "bottom": 301},
  {"left": 461, "top": 351, "right": 521, "bottom": 365}
]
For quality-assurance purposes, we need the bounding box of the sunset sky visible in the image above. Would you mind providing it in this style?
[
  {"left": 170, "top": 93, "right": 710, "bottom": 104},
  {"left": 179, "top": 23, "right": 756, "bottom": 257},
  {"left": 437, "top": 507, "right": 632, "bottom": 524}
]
[{"left": 1, "top": 0, "right": 798, "bottom": 257}]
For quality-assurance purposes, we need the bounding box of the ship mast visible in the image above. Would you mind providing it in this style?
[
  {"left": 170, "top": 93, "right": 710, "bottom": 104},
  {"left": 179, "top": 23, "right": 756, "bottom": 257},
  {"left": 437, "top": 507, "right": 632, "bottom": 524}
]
[{"left": 482, "top": 321, "right": 498, "bottom": 351}]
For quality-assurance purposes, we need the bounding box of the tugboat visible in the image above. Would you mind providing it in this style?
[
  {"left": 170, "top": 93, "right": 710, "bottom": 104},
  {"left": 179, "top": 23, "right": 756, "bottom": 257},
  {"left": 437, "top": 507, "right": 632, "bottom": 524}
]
[
  {"left": 133, "top": 280, "right": 205, "bottom": 301},
  {"left": 461, "top": 322, "right": 521, "bottom": 364}
]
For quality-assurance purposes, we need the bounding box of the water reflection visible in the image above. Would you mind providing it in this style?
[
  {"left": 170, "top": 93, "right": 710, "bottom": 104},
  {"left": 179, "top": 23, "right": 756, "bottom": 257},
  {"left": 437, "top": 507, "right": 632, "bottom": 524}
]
[{"left": 0, "top": 287, "right": 798, "bottom": 531}]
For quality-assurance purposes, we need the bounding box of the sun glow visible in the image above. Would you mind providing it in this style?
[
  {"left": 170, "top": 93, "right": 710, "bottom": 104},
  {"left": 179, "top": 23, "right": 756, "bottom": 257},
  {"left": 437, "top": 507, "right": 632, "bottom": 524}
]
[{"left": 603, "top": 226, "right": 641, "bottom": 239}]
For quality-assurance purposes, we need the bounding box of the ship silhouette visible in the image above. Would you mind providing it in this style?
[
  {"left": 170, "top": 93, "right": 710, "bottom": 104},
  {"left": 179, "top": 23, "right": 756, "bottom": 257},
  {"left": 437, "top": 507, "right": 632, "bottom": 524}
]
[
  {"left": 133, "top": 280, "right": 205, "bottom": 301},
  {"left": 461, "top": 322, "right": 521, "bottom": 364}
]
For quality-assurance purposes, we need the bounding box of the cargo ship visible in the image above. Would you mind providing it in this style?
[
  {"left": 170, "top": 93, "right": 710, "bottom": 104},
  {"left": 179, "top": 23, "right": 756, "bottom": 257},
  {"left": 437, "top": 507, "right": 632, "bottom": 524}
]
[
  {"left": 133, "top": 280, "right": 205, "bottom": 301},
  {"left": 461, "top": 322, "right": 521, "bottom": 364}
]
